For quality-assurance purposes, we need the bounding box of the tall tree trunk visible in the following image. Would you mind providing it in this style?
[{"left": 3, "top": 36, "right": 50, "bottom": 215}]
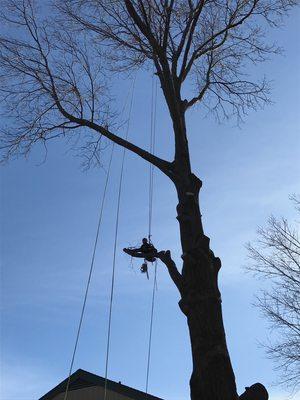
[
  {"left": 157, "top": 73, "right": 238, "bottom": 399},
  {"left": 175, "top": 171, "right": 238, "bottom": 400}
]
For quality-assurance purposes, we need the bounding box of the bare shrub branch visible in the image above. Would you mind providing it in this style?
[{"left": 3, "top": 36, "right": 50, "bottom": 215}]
[{"left": 247, "top": 197, "right": 300, "bottom": 392}]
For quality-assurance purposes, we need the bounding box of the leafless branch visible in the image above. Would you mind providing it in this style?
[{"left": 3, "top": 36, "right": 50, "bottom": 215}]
[
  {"left": 0, "top": 0, "right": 297, "bottom": 160},
  {"left": 0, "top": 0, "right": 171, "bottom": 173},
  {"left": 57, "top": 0, "right": 295, "bottom": 124},
  {"left": 247, "top": 198, "right": 300, "bottom": 391}
]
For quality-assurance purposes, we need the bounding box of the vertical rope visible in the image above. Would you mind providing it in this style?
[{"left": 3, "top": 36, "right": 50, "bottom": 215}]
[
  {"left": 145, "top": 260, "right": 158, "bottom": 394},
  {"left": 145, "top": 73, "right": 158, "bottom": 395},
  {"left": 63, "top": 144, "right": 115, "bottom": 400},
  {"left": 103, "top": 77, "right": 136, "bottom": 400},
  {"left": 148, "top": 75, "right": 157, "bottom": 241}
]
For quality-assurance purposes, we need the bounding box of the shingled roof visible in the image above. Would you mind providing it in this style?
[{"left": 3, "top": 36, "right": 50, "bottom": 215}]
[{"left": 39, "top": 369, "right": 164, "bottom": 400}]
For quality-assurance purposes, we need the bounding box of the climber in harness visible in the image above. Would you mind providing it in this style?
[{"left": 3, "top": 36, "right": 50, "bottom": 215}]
[{"left": 123, "top": 237, "right": 157, "bottom": 278}]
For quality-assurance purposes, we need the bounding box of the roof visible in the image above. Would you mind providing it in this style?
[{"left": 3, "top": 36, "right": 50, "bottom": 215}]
[{"left": 39, "top": 369, "right": 164, "bottom": 400}]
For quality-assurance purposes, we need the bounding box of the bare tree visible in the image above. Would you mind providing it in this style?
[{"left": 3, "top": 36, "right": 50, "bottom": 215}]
[
  {"left": 0, "top": 1, "right": 297, "bottom": 399},
  {"left": 247, "top": 196, "right": 300, "bottom": 393}
]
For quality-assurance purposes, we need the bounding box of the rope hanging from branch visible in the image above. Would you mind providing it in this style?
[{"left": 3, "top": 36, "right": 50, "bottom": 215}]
[
  {"left": 63, "top": 72, "right": 157, "bottom": 399},
  {"left": 63, "top": 143, "right": 115, "bottom": 400},
  {"left": 104, "top": 77, "right": 136, "bottom": 400},
  {"left": 148, "top": 73, "right": 157, "bottom": 242},
  {"left": 145, "top": 73, "right": 158, "bottom": 395},
  {"left": 63, "top": 76, "right": 136, "bottom": 400},
  {"left": 145, "top": 259, "right": 158, "bottom": 394}
]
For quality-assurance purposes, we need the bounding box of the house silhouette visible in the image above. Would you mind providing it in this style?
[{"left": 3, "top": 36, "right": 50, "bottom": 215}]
[{"left": 39, "top": 369, "right": 164, "bottom": 400}]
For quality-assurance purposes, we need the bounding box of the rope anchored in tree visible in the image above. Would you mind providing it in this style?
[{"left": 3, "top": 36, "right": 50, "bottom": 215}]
[
  {"left": 148, "top": 72, "right": 157, "bottom": 242},
  {"left": 123, "top": 73, "right": 158, "bottom": 394},
  {"left": 103, "top": 77, "right": 136, "bottom": 400},
  {"left": 123, "top": 73, "right": 158, "bottom": 274},
  {"left": 121, "top": 73, "right": 184, "bottom": 396},
  {"left": 63, "top": 76, "right": 136, "bottom": 400},
  {"left": 63, "top": 144, "right": 115, "bottom": 400}
]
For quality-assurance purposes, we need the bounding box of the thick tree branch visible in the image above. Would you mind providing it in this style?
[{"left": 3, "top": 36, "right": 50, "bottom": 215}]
[
  {"left": 124, "top": 0, "right": 162, "bottom": 59},
  {"left": 124, "top": 247, "right": 183, "bottom": 294},
  {"left": 52, "top": 98, "right": 172, "bottom": 175},
  {"left": 157, "top": 250, "right": 183, "bottom": 294},
  {"left": 0, "top": 4, "right": 173, "bottom": 174}
]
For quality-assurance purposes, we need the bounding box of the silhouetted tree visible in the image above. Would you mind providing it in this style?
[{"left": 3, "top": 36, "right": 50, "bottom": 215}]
[
  {"left": 0, "top": 1, "right": 297, "bottom": 399},
  {"left": 247, "top": 196, "right": 300, "bottom": 393}
]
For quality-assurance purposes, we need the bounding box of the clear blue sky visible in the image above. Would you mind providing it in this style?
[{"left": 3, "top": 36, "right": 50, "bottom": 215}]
[{"left": 1, "top": 9, "right": 300, "bottom": 400}]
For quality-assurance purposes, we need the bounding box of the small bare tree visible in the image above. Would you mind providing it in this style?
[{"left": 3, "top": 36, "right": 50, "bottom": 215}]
[
  {"left": 0, "top": 1, "right": 297, "bottom": 399},
  {"left": 247, "top": 196, "right": 300, "bottom": 393}
]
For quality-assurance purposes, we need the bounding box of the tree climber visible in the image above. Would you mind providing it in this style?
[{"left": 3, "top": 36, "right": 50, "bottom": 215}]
[{"left": 123, "top": 238, "right": 157, "bottom": 277}]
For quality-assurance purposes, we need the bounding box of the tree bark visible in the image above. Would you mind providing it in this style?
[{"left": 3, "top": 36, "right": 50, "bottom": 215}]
[
  {"left": 165, "top": 93, "right": 238, "bottom": 398},
  {"left": 175, "top": 173, "right": 238, "bottom": 400}
]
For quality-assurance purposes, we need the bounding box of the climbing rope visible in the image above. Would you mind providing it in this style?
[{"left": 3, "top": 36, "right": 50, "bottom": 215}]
[
  {"left": 63, "top": 143, "right": 115, "bottom": 400},
  {"left": 63, "top": 77, "right": 136, "bottom": 400},
  {"left": 103, "top": 77, "right": 136, "bottom": 400},
  {"left": 148, "top": 74, "right": 157, "bottom": 242},
  {"left": 145, "top": 73, "right": 158, "bottom": 394},
  {"left": 63, "top": 72, "right": 155, "bottom": 399},
  {"left": 145, "top": 259, "right": 158, "bottom": 394}
]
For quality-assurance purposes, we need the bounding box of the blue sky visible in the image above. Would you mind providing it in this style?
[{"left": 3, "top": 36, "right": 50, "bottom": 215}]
[{"left": 1, "top": 8, "right": 300, "bottom": 400}]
